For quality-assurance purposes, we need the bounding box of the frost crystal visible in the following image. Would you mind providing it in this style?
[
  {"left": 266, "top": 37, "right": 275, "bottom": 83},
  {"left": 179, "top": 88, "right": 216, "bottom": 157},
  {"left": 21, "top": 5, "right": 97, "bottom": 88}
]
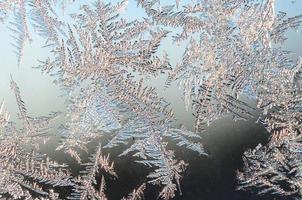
[
  {"left": 0, "top": 84, "right": 72, "bottom": 199},
  {"left": 138, "top": 0, "right": 302, "bottom": 198},
  {"left": 237, "top": 58, "right": 302, "bottom": 198},
  {"left": 0, "top": 0, "right": 301, "bottom": 199}
]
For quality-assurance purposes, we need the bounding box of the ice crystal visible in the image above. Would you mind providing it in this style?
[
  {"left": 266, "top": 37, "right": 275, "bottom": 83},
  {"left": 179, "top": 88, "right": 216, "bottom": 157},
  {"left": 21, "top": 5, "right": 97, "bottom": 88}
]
[
  {"left": 138, "top": 0, "right": 302, "bottom": 131},
  {"left": 121, "top": 183, "right": 146, "bottom": 200},
  {"left": 69, "top": 144, "right": 111, "bottom": 199},
  {"left": 138, "top": 0, "right": 302, "bottom": 198},
  {"left": 10, "top": 77, "right": 61, "bottom": 146},
  {"left": 69, "top": 143, "right": 147, "bottom": 200},
  {"left": 36, "top": 1, "right": 206, "bottom": 198},
  {"left": 0, "top": 0, "right": 68, "bottom": 65},
  {"left": 0, "top": 92, "right": 72, "bottom": 199},
  {"left": 0, "top": 0, "right": 301, "bottom": 199},
  {"left": 237, "top": 56, "right": 302, "bottom": 198}
]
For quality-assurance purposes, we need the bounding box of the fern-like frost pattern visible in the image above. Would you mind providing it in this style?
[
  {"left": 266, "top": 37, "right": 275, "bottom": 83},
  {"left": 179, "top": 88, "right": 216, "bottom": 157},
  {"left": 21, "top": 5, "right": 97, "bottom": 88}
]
[{"left": 0, "top": 0, "right": 301, "bottom": 199}]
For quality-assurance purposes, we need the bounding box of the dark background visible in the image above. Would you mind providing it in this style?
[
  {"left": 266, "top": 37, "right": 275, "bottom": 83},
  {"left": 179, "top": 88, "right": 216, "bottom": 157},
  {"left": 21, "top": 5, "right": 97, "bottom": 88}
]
[
  {"left": 46, "top": 116, "right": 271, "bottom": 200},
  {"left": 103, "top": 118, "right": 271, "bottom": 200}
]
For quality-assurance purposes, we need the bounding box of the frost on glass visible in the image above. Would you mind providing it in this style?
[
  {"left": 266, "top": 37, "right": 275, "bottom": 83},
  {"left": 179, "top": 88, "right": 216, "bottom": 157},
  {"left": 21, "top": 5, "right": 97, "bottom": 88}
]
[
  {"left": 0, "top": 0, "right": 301, "bottom": 199},
  {"left": 137, "top": 0, "right": 302, "bottom": 198},
  {"left": 0, "top": 81, "right": 72, "bottom": 199},
  {"left": 237, "top": 58, "right": 302, "bottom": 198},
  {"left": 137, "top": 0, "right": 301, "bottom": 131}
]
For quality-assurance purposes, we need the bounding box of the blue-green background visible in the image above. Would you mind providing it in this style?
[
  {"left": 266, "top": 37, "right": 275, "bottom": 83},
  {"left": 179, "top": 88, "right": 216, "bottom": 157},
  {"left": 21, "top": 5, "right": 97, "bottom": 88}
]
[{"left": 0, "top": 1, "right": 301, "bottom": 199}]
